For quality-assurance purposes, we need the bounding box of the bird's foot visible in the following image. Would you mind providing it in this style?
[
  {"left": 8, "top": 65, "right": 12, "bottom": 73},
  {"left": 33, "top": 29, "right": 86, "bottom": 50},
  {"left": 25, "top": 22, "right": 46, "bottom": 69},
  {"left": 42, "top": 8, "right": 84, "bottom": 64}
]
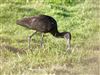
[{"left": 66, "top": 47, "right": 72, "bottom": 54}]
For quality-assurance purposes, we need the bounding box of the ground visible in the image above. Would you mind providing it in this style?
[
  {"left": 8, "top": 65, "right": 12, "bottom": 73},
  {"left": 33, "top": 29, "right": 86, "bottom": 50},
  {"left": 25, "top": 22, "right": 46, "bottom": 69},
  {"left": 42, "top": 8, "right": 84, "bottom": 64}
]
[{"left": 0, "top": 0, "right": 100, "bottom": 75}]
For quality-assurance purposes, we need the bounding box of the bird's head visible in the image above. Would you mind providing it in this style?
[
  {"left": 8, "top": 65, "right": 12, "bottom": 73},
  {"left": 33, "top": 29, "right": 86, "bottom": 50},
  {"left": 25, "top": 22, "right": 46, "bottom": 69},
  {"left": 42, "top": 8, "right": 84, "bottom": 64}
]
[{"left": 54, "top": 32, "right": 71, "bottom": 50}]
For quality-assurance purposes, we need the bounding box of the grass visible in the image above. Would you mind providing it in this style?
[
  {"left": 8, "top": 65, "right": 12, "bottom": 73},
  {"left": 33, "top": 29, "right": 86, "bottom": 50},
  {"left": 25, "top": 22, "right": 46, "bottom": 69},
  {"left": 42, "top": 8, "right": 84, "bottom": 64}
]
[{"left": 0, "top": 0, "right": 100, "bottom": 75}]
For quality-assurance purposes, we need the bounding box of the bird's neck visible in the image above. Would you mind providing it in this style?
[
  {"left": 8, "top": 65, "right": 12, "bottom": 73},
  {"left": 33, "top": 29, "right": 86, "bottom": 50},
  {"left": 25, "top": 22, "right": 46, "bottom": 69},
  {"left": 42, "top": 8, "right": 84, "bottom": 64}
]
[{"left": 51, "top": 31, "right": 66, "bottom": 38}]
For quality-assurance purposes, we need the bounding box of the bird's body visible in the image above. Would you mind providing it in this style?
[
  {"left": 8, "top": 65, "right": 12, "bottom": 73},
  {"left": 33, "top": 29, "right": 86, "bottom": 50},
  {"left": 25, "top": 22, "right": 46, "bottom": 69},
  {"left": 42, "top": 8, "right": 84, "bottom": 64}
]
[
  {"left": 17, "top": 15, "right": 58, "bottom": 34},
  {"left": 16, "top": 15, "right": 71, "bottom": 50}
]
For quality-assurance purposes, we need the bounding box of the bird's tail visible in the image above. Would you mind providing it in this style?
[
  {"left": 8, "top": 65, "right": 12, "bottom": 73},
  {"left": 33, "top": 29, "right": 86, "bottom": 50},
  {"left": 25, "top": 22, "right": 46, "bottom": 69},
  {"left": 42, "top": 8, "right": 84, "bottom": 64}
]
[
  {"left": 16, "top": 20, "right": 21, "bottom": 25},
  {"left": 16, "top": 19, "right": 32, "bottom": 29}
]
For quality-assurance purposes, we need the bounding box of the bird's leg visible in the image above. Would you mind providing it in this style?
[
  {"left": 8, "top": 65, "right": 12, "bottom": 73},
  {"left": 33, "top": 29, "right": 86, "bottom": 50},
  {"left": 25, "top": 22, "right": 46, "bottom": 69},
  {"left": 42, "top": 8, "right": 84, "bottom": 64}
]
[
  {"left": 28, "top": 31, "right": 37, "bottom": 49},
  {"left": 40, "top": 33, "right": 44, "bottom": 47}
]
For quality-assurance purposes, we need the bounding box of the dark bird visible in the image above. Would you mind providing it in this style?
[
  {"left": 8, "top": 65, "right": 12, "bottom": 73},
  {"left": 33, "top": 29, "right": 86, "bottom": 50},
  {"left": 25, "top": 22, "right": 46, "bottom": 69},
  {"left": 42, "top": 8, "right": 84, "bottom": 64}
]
[{"left": 16, "top": 15, "right": 71, "bottom": 50}]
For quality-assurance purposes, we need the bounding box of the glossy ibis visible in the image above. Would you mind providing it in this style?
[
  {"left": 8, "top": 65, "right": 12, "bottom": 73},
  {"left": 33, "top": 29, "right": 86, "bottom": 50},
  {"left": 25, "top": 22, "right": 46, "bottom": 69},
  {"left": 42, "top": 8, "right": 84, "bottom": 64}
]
[{"left": 16, "top": 15, "right": 71, "bottom": 50}]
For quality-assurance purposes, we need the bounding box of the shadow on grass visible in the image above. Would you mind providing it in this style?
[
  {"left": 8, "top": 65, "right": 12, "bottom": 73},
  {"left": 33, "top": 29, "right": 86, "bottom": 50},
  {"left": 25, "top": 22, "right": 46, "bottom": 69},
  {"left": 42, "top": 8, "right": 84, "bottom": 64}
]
[
  {"left": 0, "top": 37, "right": 12, "bottom": 43},
  {"left": 55, "top": 12, "right": 71, "bottom": 17},
  {"left": 16, "top": 5, "right": 41, "bottom": 16},
  {"left": 46, "top": 3, "right": 75, "bottom": 18},
  {"left": 16, "top": 39, "right": 27, "bottom": 43},
  {"left": 0, "top": 44, "right": 26, "bottom": 54},
  {"left": 0, "top": 36, "right": 27, "bottom": 43}
]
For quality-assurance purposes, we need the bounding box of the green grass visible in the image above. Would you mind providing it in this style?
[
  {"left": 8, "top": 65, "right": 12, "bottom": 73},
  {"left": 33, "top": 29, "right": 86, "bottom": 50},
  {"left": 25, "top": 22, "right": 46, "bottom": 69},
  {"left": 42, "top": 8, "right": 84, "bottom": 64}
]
[{"left": 0, "top": 0, "right": 100, "bottom": 75}]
